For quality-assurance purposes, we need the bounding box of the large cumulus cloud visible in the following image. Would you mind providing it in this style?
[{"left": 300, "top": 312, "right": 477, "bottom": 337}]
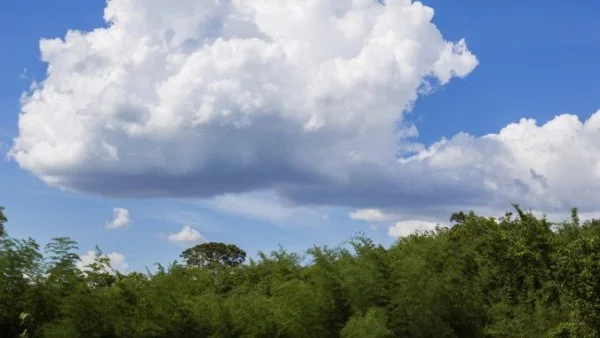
[
  {"left": 11, "top": 0, "right": 477, "bottom": 203},
  {"left": 18, "top": 0, "right": 600, "bottom": 215},
  {"left": 11, "top": 0, "right": 600, "bottom": 214}
]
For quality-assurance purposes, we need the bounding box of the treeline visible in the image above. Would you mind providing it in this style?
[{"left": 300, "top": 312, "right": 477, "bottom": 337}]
[{"left": 1, "top": 205, "right": 600, "bottom": 337}]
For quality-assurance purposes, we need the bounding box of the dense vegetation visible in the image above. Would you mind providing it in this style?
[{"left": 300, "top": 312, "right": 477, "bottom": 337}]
[{"left": 1, "top": 205, "right": 600, "bottom": 337}]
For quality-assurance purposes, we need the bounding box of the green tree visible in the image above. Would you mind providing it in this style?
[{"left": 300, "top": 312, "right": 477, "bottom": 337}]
[
  {"left": 555, "top": 218, "right": 600, "bottom": 334},
  {"left": 341, "top": 308, "right": 394, "bottom": 338},
  {"left": 2, "top": 204, "right": 600, "bottom": 337},
  {"left": 82, "top": 246, "right": 117, "bottom": 288},
  {"left": 0, "top": 206, "right": 7, "bottom": 238},
  {"left": 0, "top": 236, "right": 43, "bottom": 336},
  {"left": 45, "top": 237, "right": 80, "bottom": 268},
  {"left": 181, "top": 242, "right": 246, "bottom": 269},
  {"left": 387, "top": 229, "right": 485, "bottom": 337}
]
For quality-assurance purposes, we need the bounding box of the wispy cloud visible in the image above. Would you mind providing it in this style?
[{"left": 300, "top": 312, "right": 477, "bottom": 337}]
[
  {"left": 207, "top": 192, "right": 330, "bottom": 227},
  {"left": 19, "top": 68, "right": 28, "bottom": 80},
  {"left": 211, "top": 193, "right": 294, "bottom": 222}
]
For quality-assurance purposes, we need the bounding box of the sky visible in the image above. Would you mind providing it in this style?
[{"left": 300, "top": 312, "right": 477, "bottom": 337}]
[{"left": 1, "top": 0, "right": 599, "bottom": 272}]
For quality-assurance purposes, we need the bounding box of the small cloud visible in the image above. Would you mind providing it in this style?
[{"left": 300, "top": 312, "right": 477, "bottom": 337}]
[
  {"left": 77, "top": 250, "right": 129, "bottom": 273},
  {"left": 349, "top": 209, "right": 397, "bottom": 222},
  {"left": 168, "top": 225, "right": 205, "bottom": 244},
  {"left": 388, "top": 220, "right": 440, "bottom": 238},
  {"left": 105, "top": 207, "right": 130, "bottom": 229},
  {"left": 19, "top": 68, "right": 28, "bottom": 80}
]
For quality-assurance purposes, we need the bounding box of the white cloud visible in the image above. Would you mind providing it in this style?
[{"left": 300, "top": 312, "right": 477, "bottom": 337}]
[
  {"left": 106, "top": 252, "right": 128, "bottom": 272},
  {"left": 10, "top": 0, "right": 478, "bottom": 208},
  {"left": 388, "top": 220, "right": 440, "bottom": 238},
  {"left": 77, "top": 250, "right": 129, "bottom": 273},
  {"left": 168, "top": 225, "right": 205, "bottom": 244},
  {"left": 105, "top": 207, "right": 130, "bottom": 229},
  {"left": 16, "top": 0, "right": 599, "bottom": 219},
  {"left": 398, "top": 111, "right": 600, "bottom": 212},
  {"left": 349, "top": 208, "right": 397, "bottom": 222},
  {"left": 349, "top": 207, "right": 442, "bottom": 236},
  {"left": 77, "top": 251, "right": 96, "bottom": 270}
]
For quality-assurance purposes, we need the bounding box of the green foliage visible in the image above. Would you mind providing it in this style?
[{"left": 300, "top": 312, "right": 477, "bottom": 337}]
[
  {"left": 555, "top": 218, "right": 600, "bottom": 334},
  {"left": 0, "top": 236, "right": 43, "bottom": 336},
  {"left": 1, "top": 205, "right": 600, "bottom": 337},
  {"left": 181, "top": 242, "right": 246, "bottom": 269},
  {"left": 340, "top": 308, "right": 393, "bottom": 338},
  {"left": 0, "top": 206, "right": 7, "bottom": 237}
]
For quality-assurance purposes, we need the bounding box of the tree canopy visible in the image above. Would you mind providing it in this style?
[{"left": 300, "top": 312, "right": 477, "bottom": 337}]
[
  {"left": 1, "top": 205, "right": 600, "bottom": 337},
  {"left": 181, "top": 242, "right": 246, "bottom": 269},
  {"left": 0, "top": 206, "right": 7, "bottom": 237}
]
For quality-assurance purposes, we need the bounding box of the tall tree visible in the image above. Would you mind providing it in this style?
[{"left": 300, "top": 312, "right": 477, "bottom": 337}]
[
  {"left": 0, "top": 206, "right": 7, "bottom": 237},
  {"left": 555, "top": 218, "right": 600, "bottom": 334},
  {"left": 0, "top": 236, "right": 42, "bottom": 336},
  {"left": 181, "top": 242, "right": 246, "bottom": 269},
  {"left": 45, "top": 237, "right": 80, "bottom": 270}
]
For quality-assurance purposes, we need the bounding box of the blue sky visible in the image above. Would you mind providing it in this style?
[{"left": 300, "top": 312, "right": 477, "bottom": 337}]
[{"left": 1, "top": 0, "right": 599, "bottom": 272}]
